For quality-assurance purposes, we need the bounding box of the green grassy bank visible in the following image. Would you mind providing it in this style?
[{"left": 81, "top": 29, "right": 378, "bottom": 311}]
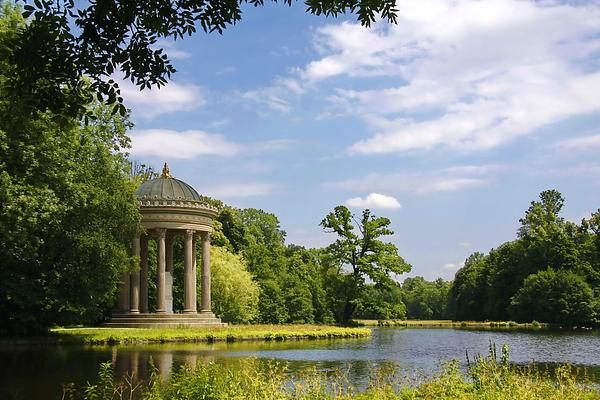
[
  {"left": 77, "top": 348, "right": 599, "bottom": 400},
  {"left": 47, "top": 324, "right": 371, "bottom": 345},
  {"left": 356, "top": 319, "right": 549, "bottom": 329}
]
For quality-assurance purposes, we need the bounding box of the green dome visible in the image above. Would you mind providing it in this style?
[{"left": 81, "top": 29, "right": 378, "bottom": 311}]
[{"left": 136, "top": 163, "right": 201, "bottom": 201}]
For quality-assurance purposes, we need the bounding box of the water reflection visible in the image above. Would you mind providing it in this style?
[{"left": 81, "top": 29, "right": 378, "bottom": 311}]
[{"left": 1, "top": 328, "right": 600, "bottom": 400}]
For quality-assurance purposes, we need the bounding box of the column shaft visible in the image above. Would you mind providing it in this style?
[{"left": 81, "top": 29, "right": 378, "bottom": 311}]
[
  {"left": 130, "top": 237, "right": 141, "bottom": 314},
  {"left": 156, "top": 229, "right": 167, "bottom": 313},
  {"left": 192, "top": 234, "right": 197, "bottom": 311},
  {"left": 166, "top": 236, "right": 174, "bottom": 274},
  {"left": 117, "top": 272, "right": 130, "bottom": 313},
  {"left": 183, "top": 229, "right": 196, "bottom": 313},
  {"left": 140, "top": 236, "right": 149, "bottom": 313},
  {"left": 200, "top": 232, "right": 211, "bottom": 313},
  {"left": 165, "top": 235, "right": 174, "bottom": 313}
]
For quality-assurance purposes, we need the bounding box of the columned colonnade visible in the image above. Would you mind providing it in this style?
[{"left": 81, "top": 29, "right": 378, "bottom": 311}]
[
  {"left": 109, "top": 162, "right": 223, "bottom": 329},
  {"left": 117, "top": 229, "right": 212, "bottom": 314}
]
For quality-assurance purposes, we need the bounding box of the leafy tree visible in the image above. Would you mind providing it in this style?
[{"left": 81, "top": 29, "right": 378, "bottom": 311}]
[
  {"left": 217, "top": 208, "right": 248, "bottom": 253},
  {"left": 448, "top": 252, "right": 488, "bottom": 321},
  {"left": 485, "top": 240, "right": 529, "bottom": 320},
  {"left": 510, "top": 268, "right": 598, "bottom": 326},
  {"left": 129, "top": 161, "right": 158, "bottom": 186},
  {"left": 13, "top": 0, "right": 398, "bottom": 118},
  {"left": 449, "top": 190, "right": 600, "bottom": 327},
  {"left": 257, "top": 278, "right": 289, "bottom": 324},
  {"left": 402, "top": 277, "right": 451, "bottom": 320},
  {"left": 320, "top": 206, "right": 411, "bottom": 324},
  {"left": 580, "top": 210, "right": 600, "bottom": 295},
  {"left": 208, "top": 246, "right": 260, "bottom": 324},
  {"left": 0, "top": 10, "right": 140, "bottom": 333},
  {"left": 355, "top": 284, "right": 406, "bottom": 320},
  {"left": 0, "top": 99, "right": 140, "bottom": 335},
  {"left": 236, "top": 208, "right": 287, "bottom": 279}
]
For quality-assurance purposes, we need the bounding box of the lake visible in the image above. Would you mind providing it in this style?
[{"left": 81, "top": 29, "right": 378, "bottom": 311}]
[{"left": 2, "top": 327, "right": 599, "bottom": 400}]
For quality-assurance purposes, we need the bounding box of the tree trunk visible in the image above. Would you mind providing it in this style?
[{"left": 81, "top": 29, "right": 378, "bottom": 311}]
[{"left": 341, "top": 300, "right": 356, "bottom": 326}]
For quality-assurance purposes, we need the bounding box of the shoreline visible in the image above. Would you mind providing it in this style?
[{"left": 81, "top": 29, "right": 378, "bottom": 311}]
[
  {"left": 1, "top": 324, "right": 371, "bottom": 346},
  {"left": 355, "top": 319, "right": 554, "bottom": 329}
]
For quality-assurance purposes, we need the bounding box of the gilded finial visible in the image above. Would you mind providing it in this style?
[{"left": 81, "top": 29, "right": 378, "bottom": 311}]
[{"left": 161, "top": 162, "right": 173, "bottom": 178}]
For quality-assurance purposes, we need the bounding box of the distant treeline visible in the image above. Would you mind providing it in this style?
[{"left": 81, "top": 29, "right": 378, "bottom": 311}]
[
  {"left": 361, "top": 190, "right": 600, "bottom": 327},
  {"left": 448, "top": 190, "right": 599, "bottom": 327}
]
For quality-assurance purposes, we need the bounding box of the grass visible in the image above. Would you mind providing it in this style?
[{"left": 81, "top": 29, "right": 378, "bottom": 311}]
[
  {"left": 355, "top": 319, "right": 550, "bottom": 329},
  {"left": 73, "top": 344, "right": 600, "bottom": 400},
  {"left": 49, "top": 324, "right": 371, "bottom": 345}
]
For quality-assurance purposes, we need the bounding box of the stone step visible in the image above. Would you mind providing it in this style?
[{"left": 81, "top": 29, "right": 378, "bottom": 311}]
[
  {"left": 108, "top": 318, "right": 222, "bottom": 324},
  {"left": 102, "top": 322, "right": 227, "bottom": 328},
  {"left": 111, "top": 312, "right": 215, "bottom": 317},
  {"left": 104, "top": 312, "right": 226, "bottom": 328}
]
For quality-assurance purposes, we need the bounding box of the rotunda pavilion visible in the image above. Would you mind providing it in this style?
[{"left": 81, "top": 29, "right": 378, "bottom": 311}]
[{"left": 106, "top": 163, "right": 225, "bottom": 327}]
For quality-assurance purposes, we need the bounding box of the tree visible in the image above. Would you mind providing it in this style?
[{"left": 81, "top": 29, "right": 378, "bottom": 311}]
[
  {"left": 485, "top": 241, "right": 529, "bottom": 320},
  {"left": 402, "top": 277, "right": 451, "bottom": 320},
  {"left": 448, "top": 252, "right": 489, "bottom": 321},
  {"left": 13, "top": 0, "right": 398, "bottom": 118},
  {"left": 257, "top": 279, "right": 289, "bottom": 323},
  {"left": 355, "top": 284, "right": 406, "bottom": 321},
  {"left": 208, "top": 246, "right": 260, "bottom": 324},
  {"left": 510, "top": 268, "right": 598, "bottom": 326},
  {"left": 320, "top": 206, "right": 411, "bottom": 324},
  {"left": 0, "top": 4, "right": 141, "bottom": 335},
  {"left": 448, "top": 190, "right": 600, "bottom": 327}
]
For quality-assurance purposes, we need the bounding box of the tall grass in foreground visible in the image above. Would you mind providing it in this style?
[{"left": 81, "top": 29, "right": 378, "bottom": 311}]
[{"left": 73, "top": 346, "right": 600, "bottom": 400}]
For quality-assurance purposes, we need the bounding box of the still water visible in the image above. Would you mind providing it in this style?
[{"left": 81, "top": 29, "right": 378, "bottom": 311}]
[{"left": 1, "top": 328, "right": 599, "bottom": 399}]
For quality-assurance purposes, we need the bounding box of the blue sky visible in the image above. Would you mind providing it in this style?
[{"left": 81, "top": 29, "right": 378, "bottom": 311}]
[{"left": 123, "top": 0, "right": 600, "bottom": 280}]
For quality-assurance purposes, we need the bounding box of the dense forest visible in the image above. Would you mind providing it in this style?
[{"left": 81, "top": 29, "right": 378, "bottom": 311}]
[{"left": 449, "top": 190, "right": 600, "bottom": 326}]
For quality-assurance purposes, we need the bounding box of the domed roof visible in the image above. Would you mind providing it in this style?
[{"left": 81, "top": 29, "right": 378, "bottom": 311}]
[{"left": 136, "top": 163, "right": 202, "bottom": 201}]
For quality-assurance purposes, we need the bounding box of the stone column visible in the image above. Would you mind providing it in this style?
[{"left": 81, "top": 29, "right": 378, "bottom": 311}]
[
  {"left": 140, "top": 236, "right": 149, "bottom": 313},
  {"left": 129, "top": 237, "right": 140, "bottom": 314},
  {"left": 165, "top": 235, "right": 174, "bottom": 313},
  {"left": 166, "top": 235, "right": 174, "bottom": 274},
  {"left": 192, "top": 233, "right": 197, "bottom": 311},
  {"left": 117, "top": 272, "right": 130, "bottom": 313},
  {"left": 183, "top": 229, "right": 196, "bottom": 313},
  {"left": 156, "top": 228, "right": 167, "bottom": 313},
  {"left": 200, "top": 231, "right": 212, "bottom": 313}
]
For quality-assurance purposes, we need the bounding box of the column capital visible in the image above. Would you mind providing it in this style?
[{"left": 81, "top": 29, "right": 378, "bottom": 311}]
[
  {"left": 156, "top": 228, "right": 167, "bottom": 239},
  {"left": 185, "top": 229, "right": 195, "bottom": 238},
  {"left": 200, "top": 231, "right": 211, "bottom": 241}
]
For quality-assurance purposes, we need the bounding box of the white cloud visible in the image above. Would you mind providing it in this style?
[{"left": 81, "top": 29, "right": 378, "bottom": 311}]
[
  {"left": 120, "top": 80, "right": 204, "bottom": 119},
  {"left": 241, "top": 87, "right": 292, "bottom": 113},
  {"left": 327, "top": 164, "right": 495, "bottom": 195},
  {"left": 299, "top": 0, "right": 600, "bottom": 153},
  {"left": 153, "top": 40, "right": 192, "bottom": 60},
  {"left": 239, "top": 77, "right": 305, "bottom": 113},
  {"left": 205, "top": 182, "right": 276, "bottom": 198},
  {"left": 444, "top": 260, "right": 465, "bottom": 271},
  {"left": 131, "top": 129, "right": 241, "bottom": 159},
  {"left": 345, "top": 193, "right": 402, "bottom": 209},
  {"left": 554, "top": 134, "right": 600, "bottom": 153}
]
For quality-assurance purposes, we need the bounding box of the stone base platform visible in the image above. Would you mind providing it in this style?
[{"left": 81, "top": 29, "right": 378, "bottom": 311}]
[{"left": 104, "top": 312, "right": 227, "bottom": 328}]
